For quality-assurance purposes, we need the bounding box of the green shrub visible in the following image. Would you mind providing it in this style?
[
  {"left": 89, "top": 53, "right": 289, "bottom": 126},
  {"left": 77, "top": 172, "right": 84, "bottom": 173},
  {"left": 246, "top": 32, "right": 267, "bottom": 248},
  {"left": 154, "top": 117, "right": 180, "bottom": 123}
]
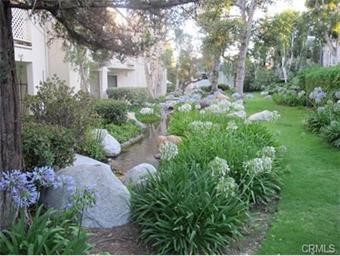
[
  {"left": 23, "top": 121, "right": 75, "bottom": 169},
  {"left": 25, "top": 75, "right": 98, "bottom": 143},
  {"left": 131, "top": 163, "right": 247, "bottom": 254},
  {"left": 77, "top": 130, "right": 106, "bottom": 161},
  {"left": 321, "top": 120, "right": 340, "bottom": 148},
  {"left": 132, "top": 109, "right": 283, "bottom": 254},
  {"left": 105, "top": 122, "right": 142, "bottom": 143},
  {"left": 0, "top": 206, "right": 91, "bottom": 255},
  {"left": 95, "top": 99, "right": 128, "bottom": 124},
  {"left": 106, "top": 87, "right": 150, "bottom": 105},
  {"left": 297, "top": 65, "right": 340, "bottom": 94},
  {"left": 253, "top": 68, "right": 279, "bottom": 91}
]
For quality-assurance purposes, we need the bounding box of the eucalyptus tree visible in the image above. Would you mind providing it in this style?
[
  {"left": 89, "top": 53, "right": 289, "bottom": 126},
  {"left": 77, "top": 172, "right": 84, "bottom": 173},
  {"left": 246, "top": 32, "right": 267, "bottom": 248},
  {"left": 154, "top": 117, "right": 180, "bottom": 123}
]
[{"left": 0, "top": 0, "right": 199, "bottom": 229}]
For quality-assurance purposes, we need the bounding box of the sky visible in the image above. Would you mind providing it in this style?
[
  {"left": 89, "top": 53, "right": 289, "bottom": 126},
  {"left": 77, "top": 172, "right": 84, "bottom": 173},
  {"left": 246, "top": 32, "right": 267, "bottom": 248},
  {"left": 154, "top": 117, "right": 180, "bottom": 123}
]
[{"left": 180, "top": 0, "right": 307, "bottom": 55}]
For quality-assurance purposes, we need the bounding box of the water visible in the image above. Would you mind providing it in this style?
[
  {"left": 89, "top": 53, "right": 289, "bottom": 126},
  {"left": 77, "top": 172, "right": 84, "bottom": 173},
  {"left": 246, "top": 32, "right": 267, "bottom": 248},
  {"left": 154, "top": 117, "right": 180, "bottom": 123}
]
[{"left": 112, "top": 111, "right": 169, "bottom": 172}]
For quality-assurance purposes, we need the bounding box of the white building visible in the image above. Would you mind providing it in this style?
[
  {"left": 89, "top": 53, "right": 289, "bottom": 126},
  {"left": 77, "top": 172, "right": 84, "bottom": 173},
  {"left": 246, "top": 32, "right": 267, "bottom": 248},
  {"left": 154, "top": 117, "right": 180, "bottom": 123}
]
[
  {"left": 12, "top": 9, "right": 166, "bottom": 103},
  {"left": 322, "top": 43, "right": 340, "bottom": 67}
]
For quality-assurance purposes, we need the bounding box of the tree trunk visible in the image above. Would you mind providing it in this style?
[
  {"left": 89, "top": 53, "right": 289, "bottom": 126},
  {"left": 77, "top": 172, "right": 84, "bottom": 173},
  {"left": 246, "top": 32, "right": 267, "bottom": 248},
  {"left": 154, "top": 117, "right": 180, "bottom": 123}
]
[
  {"left": 0, "top": 1, "right": 22, "bottom": 229},
  {"left": 235, "top": 0, "right": 257, "bottom": 95},
  {"left": 210, "top": 57, "right": 220, "bottom": 91},
  {"left": 281, "top": 49, "right": 288, "bottom": 83}
]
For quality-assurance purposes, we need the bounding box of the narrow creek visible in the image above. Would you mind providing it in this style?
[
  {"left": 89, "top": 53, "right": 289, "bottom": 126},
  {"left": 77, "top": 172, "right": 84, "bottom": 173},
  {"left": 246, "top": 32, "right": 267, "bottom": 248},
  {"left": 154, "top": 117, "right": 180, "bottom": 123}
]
[{"left": 112, "top": 111, "right": 169, "bottom": 172}]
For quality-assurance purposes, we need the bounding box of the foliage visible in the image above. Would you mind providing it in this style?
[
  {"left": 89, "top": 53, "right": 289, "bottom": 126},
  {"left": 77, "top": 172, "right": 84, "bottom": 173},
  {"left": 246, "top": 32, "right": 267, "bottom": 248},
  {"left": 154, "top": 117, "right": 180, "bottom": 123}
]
[
  {"left": 296, "top": 65, "right": 340, "bottom": 94},
  {"left": 95, "top": 99, "right": 128, "bottom": 125},
  {"left": 25, "top": 75, "right": 98, "bottom": 143},
  {"left": 77, "top": 129, "right": 106, "bottom": 161},
  {"left": 253, "top": 68, "right": 278, "bottom": 90},
  {"left": 132, "top": 106, "right": 283, "bottom": 254},
  {"left": 320, "top": 120, "right": 340, "bottom": 148},
  {"left": 106, "top": 87, "right": 150, "bottom": 106},
  {"left": 22, "top": 121, "right": 75, "bottom": 169},
  {"left": 104, "top": 122, "right": 142, "bottom": 144},
  {"left": 135, "top": 105, "right": 161, "bottom": 124}
]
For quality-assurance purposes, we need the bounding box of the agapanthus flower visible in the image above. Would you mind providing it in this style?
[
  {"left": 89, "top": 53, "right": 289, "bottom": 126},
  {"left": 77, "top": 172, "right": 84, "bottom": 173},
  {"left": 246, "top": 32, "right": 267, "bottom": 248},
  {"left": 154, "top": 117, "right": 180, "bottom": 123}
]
[
  {"left": 298, "top": 90, "right": 306, "bottom": 98},
  {"left": 140, "top": 107, "right": 154, "bottom": 115},
  {"left": 216, "top": 177, "right": 238, "bottom": 197},
  {"left": 209, "top": 157, "right": 230, "bottom": 178},
  {"left": 189, "top": 121, "right": 214, "bottom": 131},
  {"left": 178, "top": 103, "right": 192, "bottom": 112},
  {"left": 335, "top": 91, "right": 340, "bottom": 99},
  {"left": 309, "top": 87, "right": 326, "bottom": 103},
  {"left": 30, "top": 166, "right": 60, "bottom": 189},
  {"left": 243, "top": 157, "right": 272, "bottom": 175},
  {"left": 226, "top": 121, "right": 238, "bottom": 131},
  {"left": 0, "top": 170, "right": 38, "bottom": 208},
  {"left": 160, "top": 142, "right": 178, "bottom": 161},
  {"left": 261, "top": 146, "right": 276, "bottom": 158}
]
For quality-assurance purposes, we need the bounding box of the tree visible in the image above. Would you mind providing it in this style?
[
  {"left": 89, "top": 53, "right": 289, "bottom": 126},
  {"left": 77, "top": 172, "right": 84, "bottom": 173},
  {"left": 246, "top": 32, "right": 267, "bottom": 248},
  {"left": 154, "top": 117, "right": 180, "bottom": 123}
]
[{"left": 0, "top": 0, "right": 198, "bottom": 229}]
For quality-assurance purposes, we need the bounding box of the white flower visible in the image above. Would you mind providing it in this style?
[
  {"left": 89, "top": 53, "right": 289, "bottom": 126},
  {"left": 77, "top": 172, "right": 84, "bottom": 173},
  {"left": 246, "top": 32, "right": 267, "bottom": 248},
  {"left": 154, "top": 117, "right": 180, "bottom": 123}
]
[
  {"left": 199, "top": 110, "right": 206, "bottom": 114},
  {"left": 227, "top": 121, "right": 238, "bottom": 131},
  {"left": 231, "top": 102, "right": 245, "bottom": 111},
  {"left": 209, "top": 157, "right": 230, "bottom": 178},
  {"left": 333, "top": 101, "right": 340, "bottom": 113},
  {"left": 160, "top": 142, "right": 178, "bottom": 161},
  {"left": 297, "top": 90, "right": 306, "bottom": 98},
  {"left": 243, "top": 156, "right": 272, "bottom": 175},
  {"left": 189, "top": 121, "right": 214, "bottom": 131},
  {"left": 216, "top": 177, "right": 238, "bottom": 197},
  {"left": 195, "top": 104, "right": 201, "bottom": 110},
  {"left": 140, "top": 107, "right": 154, "bottom": 115},
  {"left": 272, "top": 111, "right": 280, "bottom": 120},
  {"left": 178, "top": 103, "right": 192, "bottom": 112},
  {"left": 261, "top": 146, "right": 276, "bottom": 158},
  {"left": 335, "top": 91, "right": 340, "bottom": 99}
]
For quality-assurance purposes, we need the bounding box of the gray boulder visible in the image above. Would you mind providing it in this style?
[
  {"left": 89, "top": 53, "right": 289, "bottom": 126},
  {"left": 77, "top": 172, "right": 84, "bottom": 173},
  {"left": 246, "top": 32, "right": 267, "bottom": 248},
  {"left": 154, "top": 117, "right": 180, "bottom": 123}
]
[
  {"left": 248, "top": 110, "right": 279, "bottom": 122},
  {"left": 123, "top": 163, "right": 157, "bottom": 186},
  {"left": 93, "top": 129, "right": 121, "bottom": 157},
  {"left": 42, "top": 155, "right": 130, "bottom": 228}
]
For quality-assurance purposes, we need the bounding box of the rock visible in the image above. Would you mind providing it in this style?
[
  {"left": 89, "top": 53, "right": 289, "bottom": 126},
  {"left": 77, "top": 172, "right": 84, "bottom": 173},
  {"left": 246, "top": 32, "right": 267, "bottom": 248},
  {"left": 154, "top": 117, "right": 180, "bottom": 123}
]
[
  {"left": 123, "top": 163, "right": 157, "bottom": 186},
  {"left": 245, "top": 93, "right": 254, "bottom": 99},
  {"left": 127, "top": 112, "right": 146, "bottom": 129},
  {"left": 93, "top": 129, "right": 121, "bottom": 157},
  {"left": 260, "top": 91, "right": 269, "bottom": 96},
  {"left": 248, "top": 110, "right": 280, "bottom": 122},
  {"left": 216, "top": 92, "right": 230, "bottom": 101},
  {"left": 154, "top": 153, "right": 161, "bottom": 160},
  {"left": 42, "top": 156, "right": 130, "bottom": 228}
]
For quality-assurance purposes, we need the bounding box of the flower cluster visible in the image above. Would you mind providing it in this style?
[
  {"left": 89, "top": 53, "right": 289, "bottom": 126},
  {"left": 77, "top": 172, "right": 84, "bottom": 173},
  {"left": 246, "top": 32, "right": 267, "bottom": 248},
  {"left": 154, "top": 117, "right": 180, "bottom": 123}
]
[
  {"left": 205, "top": 100, "right": 231, "bottom": 113},
  {"left": 0, "top": 167, "right": 74, "bottom": 208},
  {"left": 178, "top": 103, "right": 192, "bottom": 112},
  {"left": 208, "top": 157, "right": 230, "bottom": 178},
  {"left": 309, "top": 87, "right": 326, "bottom": 104},
  {"left": 297, "top": 90, "right": 306, "bottom": 98},
  {"left": 243, "top": 157, "right": 273, "bottom": 175},
  {"left": 216, "top": 177, "right": 238, "bottom": 197},
  {"left": 189, "top": 121, "right": 214, "bottom": 131},
  {"left": 261, "top": 146, "right": 276, "bottom": 158},
  {"left": 160, "top": 142, "right": 179, "bottom": 161},
  {"left": 231, "top": 101, "right": 245, "bottom": 111},
  {"left": 226, "top": 121, "right": 238, "bottom": 131},
  {"left": 335, "top": 91, "right": 340, "bottom": 99},
  {"left": 140, "top": 107, "right": 154, "bottom": 115}
]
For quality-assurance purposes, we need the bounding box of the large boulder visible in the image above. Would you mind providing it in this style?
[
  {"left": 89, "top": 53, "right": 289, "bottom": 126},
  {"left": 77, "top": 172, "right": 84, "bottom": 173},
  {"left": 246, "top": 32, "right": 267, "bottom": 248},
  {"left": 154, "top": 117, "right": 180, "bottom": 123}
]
[
  {"left": 123, "top": 163, "right": 157, "bottom": 186},
  {"left": 127, "top": 112, "right": 146, "bottom": 129},
  {"left": 42, "top": 155, "right": 130, "bottom": 228},
  {"left": 93, "top": 129, "right": 121, "bottom": 157},
  {"left": 248, "top": 110, "right": 280, "bottom": 122}
]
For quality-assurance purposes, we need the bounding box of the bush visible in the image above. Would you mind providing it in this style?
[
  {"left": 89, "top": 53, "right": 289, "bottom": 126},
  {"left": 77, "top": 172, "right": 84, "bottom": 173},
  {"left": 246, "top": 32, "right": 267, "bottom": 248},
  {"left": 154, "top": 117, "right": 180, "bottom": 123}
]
[
  {"left": 104, "top": 122, "right": 142, "bottom": 143},
  {"left": 321, "top": 120, "right": 340, "bottom": 148},
  {"left": 77, "top": 130, "right": 106, "bottom": 161},
  {"left": 23, "top": 121, "right": 75, "bottom": 169},
  {"left": 253, "top": 68, "right": 279, "bottom": 91},
  {"left": 131, "top": 109, "right": 283, "bottom": 254},
  {"left": 106, "top": 87, "right": 150, "bottom": 105},
  {"left": 297, "top": 65, "right": 340, "bottom": 94},
  {"left": 95, "top": 99, "right": 128, "bottom": 124},
  {"left": 0, "top": 206, "right": 92, "bottom": 255},
  {"left": 25, "top": 75, "right": 98, "bottom": 143}
]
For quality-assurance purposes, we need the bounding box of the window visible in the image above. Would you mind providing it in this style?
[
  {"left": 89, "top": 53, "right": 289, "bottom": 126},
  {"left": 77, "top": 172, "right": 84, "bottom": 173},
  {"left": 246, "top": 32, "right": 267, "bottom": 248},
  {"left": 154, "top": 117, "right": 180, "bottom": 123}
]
[{"left": 108, "top": 74, "right": 118, "bottom": 88}]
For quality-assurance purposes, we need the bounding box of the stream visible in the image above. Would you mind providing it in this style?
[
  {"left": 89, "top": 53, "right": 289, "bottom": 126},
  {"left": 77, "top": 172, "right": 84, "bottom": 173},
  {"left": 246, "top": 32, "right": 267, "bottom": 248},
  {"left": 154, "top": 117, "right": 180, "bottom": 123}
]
[{"left": 111, "top": 111, "right": 169, "bottom": 172}]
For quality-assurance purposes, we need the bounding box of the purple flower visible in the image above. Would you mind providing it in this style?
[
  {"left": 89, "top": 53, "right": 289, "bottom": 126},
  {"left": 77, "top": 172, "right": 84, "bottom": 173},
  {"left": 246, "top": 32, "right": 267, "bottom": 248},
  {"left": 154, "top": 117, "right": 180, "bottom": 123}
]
[
  {"left": 0, "top": 170, "right": 38, "bottom": 208},
  {"left": 58, "top": 175, "right": 76, "bottom": 195},
  {"left": 30, "top": 166, "right": 60, "bottom": 189},
  {"left": 309, "top": 87, "right": 326, "bottom": 103}
]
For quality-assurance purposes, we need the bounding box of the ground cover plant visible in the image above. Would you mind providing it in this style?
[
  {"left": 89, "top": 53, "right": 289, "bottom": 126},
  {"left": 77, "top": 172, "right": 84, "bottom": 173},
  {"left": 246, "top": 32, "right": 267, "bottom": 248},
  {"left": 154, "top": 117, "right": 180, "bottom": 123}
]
[
  {"left": 131, "top": 102, "right": 284, "bottom": 254},
  {"left": 104, "top": 122, "right": 142, "bottom": 144}
]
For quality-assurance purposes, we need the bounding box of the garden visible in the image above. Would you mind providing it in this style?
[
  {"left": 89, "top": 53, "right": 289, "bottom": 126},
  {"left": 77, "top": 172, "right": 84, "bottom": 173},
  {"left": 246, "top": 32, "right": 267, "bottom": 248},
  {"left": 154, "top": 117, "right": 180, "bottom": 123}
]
[{"left": 1, "top": 0, "right": 339, "bottom": 255}]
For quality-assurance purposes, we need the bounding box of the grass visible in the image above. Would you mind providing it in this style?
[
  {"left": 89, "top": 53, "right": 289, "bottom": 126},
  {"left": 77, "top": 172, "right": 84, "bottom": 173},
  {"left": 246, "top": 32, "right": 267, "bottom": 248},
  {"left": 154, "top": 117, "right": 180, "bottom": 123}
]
[
  {"left": 245, "top": 95, "right": 340, "bottom": 255},
  {"left": 104, "top": 122, "right": 142, "bottom": 143}
]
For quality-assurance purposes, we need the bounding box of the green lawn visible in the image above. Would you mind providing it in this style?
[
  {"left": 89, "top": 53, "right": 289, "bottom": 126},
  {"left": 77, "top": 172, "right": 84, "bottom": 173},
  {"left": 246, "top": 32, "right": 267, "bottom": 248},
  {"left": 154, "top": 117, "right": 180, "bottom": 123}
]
[{"left": 246, "top": 96, "right": 340, "bottom": 255}]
